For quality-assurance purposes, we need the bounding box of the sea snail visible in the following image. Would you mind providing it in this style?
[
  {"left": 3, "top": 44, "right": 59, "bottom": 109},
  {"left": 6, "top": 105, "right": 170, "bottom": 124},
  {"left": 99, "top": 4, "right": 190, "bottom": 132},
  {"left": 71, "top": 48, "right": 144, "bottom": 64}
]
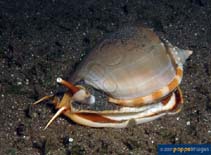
[{"left": 33, "top": 26, "right": 192, "bottom": 128}]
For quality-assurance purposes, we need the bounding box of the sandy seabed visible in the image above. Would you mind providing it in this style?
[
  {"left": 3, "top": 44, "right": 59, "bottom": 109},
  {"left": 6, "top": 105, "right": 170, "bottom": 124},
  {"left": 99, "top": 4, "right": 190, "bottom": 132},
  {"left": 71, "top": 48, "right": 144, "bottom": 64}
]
[{"left": 0, "top": 0, "right": 211, "bottom": 154}]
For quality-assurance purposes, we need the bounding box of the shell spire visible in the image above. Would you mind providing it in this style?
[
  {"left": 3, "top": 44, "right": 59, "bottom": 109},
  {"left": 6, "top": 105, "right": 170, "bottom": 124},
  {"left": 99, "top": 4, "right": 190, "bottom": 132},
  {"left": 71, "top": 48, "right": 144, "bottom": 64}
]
[
  {"left": 167, "top": 46, "right": 193, "bottom": 65},
  {"left": 176, "top": 49, "right": 193, "bottom": 64}
]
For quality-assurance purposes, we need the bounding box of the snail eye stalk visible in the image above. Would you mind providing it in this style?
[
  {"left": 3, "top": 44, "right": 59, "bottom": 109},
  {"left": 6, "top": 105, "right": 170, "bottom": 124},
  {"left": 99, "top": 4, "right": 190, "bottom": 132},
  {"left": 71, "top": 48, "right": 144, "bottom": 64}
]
[{"left": 56, "top": 77, "right": 80, "bottom": 94}]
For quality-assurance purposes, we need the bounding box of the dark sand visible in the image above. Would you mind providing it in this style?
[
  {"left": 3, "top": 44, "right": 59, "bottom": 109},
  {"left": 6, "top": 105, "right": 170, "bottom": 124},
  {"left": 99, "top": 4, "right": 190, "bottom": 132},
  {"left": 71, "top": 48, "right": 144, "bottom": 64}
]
[{"left": 0, "top": 0, "right": 211, "bottom": 154}]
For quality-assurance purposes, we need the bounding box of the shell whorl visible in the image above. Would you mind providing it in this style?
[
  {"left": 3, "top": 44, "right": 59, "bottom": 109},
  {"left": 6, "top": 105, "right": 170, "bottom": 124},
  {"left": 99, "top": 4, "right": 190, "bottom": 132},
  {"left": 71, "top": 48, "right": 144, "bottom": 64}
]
[
  {"left": 172, "top": 47, "right": 192, "bottom": 65},
  {"left": 164, "top": 41, "right": 193, "bottom": 66}
]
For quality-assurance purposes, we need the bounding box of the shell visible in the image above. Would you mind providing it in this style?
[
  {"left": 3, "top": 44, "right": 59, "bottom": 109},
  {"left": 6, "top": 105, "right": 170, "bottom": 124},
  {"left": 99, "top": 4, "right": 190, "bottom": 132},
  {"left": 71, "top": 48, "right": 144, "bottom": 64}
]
[
  {"left": 33, "top": 25, "right": 192, "bottom": 128},
  {"left": 71, "top": 26, "right": 191, "bottom": 106}
]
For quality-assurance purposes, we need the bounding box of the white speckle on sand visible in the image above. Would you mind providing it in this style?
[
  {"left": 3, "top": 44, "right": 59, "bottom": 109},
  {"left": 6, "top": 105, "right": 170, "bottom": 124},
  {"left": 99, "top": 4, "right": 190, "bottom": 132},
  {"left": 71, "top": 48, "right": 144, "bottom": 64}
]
[
  {"left": 69, "top": 137, "right": 74, "bottom": 143},
  {"left": 17, "top": 81, "right": 22, "bottom": 85},
  {"left": 25, "top": 79, "right": 29, "bottom": 85},
  {"left": 186, "top": 121, "right": 190, "bottom": 126}
]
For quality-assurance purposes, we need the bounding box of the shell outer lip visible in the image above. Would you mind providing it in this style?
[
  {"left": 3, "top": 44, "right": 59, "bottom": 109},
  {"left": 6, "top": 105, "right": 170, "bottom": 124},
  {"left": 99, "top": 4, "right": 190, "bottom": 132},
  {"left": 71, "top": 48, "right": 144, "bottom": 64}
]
[{"left": 108, "top": 65, "right": 183, "bottom": 107}]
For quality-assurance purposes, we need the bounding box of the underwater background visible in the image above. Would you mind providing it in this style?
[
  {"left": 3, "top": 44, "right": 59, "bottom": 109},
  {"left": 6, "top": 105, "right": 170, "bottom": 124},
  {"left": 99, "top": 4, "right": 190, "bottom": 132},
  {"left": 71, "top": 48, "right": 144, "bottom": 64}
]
[{"left": 0, "top": 0, "right": 211, "bottom": 154}]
